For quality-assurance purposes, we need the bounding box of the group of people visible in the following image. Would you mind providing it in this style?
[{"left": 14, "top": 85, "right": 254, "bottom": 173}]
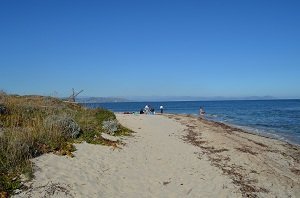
[
  {"left": 140, "top": 105, "right": 164, "bottom": 114},
  {"left": 137, "top": 105, "right": 205, "bottom": 117}
]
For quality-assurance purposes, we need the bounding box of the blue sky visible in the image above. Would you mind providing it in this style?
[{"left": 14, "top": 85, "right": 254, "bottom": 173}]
[{"left": 0, "top": 0, "right": 299, "bottom": 99}]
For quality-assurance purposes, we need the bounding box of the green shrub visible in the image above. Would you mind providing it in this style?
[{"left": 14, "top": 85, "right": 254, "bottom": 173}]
[
  {"left": 95, "top": 108, "right": 116, "bottom": 122},
  {"left": 0, "top": 94, "right": 132, "bottom": 195},
  {"left": 102, "top": 120, "right": 118, "bottom": 135},
  {"left": 44, "top": 115, "right": 81, "bottom": 138}
]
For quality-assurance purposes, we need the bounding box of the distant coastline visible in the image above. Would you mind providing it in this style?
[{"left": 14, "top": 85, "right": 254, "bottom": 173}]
[
  {"left": 125, "top": 95, "right": 279, "bottom": 102},
  {"left": 78, "top": 96, "right": 300, "bottom": 103},
  {"left": 80, "top": 98, "right": 300, "bottom": 103},
  {"left": 67, "top": 97, "right": 131, "bottom": 103}
]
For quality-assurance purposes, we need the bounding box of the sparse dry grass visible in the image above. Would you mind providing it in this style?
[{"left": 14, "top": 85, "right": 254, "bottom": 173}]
[{"left": 0, "top": 93, "right": 131, "bottom": 196}]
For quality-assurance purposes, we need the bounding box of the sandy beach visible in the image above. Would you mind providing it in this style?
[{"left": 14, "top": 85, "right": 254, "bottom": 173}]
[{"left": 15, "top": 114, "right": 300, "bottom": 198}]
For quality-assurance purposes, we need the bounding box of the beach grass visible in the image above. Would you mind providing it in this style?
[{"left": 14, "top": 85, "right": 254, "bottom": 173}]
[{"left": 0, "top": 92, "right": 131, "bottom": 196}]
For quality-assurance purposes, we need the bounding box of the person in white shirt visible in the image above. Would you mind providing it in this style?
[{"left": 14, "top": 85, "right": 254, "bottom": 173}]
[
  {"left": 145, "top": 105, "right": 150, "bottom": 114},
  {"left": 160, "top": 105, "right": 164, "bottom": 114}
]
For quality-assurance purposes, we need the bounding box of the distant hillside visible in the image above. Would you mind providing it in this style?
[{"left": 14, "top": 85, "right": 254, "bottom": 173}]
[
  {"left": 126, "top": 95, "right": 278, "bottom": 102},
  {"left": 64, "top": 96, "right": 278, "bottom": 103},
  {"left": 75, "top": 97, "right": 130, "bottom": 103}
]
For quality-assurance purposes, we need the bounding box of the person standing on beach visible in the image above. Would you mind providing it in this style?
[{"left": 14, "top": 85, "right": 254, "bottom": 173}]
[
  {"left": 140, "top": 108, "right": 144, "bottom": 114},
  {"left": 145, "top": 105, "right": 150, "bottom": 114},
  {"left": 150, "top": 107, "right": 155, "bottom": 115},
  {"left": 160, "top": 105, "right": 164, "bottom": 114},
  {"left": 199, "top": 107, "right": 205, "bottom": 117}
]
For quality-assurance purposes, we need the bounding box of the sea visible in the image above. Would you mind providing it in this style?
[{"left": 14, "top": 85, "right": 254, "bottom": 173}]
[{"left": 82, "top": 100, "right": 300, "bottom": 145}]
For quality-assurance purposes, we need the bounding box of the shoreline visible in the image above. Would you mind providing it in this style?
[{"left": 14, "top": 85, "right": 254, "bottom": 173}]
[
  {"left": 161, "top": 112, "right": 300, "bottom": 147},
  {"left": 85, "top": 99, "right": 300, "bottom": 146},
  {"left": 165, "top": 113, "right": 300, "bottom": 160}
]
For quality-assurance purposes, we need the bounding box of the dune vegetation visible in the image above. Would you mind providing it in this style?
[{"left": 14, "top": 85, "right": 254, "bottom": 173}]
[{"left": 0, "top": 92, "right": 131, "bottom": 196}]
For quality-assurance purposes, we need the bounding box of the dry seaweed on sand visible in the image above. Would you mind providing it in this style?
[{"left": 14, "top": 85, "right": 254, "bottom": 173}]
[{"left": 235, "top": 147, "right": 258, "bottom": 156}]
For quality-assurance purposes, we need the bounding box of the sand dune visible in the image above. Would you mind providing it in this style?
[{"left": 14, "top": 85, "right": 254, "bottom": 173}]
[{"left": 15, "top": 114, "right": 300, "bottom": 197}]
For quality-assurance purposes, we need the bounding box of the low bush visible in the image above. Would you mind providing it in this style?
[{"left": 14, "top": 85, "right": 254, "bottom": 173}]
[
  {"left": 102, "top": 120, "right": 118, "bottom": 135},
  {"left": 44, "top": 115, "right": 81, "bottom": 138}
]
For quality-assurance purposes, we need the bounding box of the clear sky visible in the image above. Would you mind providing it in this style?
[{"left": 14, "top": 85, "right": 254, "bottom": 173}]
[{"left": 0, "top": 0, "right": 299, "bottom": 99}]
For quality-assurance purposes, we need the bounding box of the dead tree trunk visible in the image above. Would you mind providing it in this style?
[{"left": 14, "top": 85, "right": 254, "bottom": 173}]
[{"left": 69, "top": 88, "right": 83, "bottom": 102}]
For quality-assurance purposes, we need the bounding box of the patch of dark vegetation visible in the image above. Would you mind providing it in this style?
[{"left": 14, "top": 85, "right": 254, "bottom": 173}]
[
  {"left": 199, "top": 146, "right": 230, "bottom": 155},
  {"left": 207, "top": 154, "right": 231, "bottom": 167},
  {"left": 236, "top": 147, "right": 258, "bottom": 156},
  {"left": 290, "top": 168, "right": 300, "bottom": 175},
  {"left": 212, "top": 148, "right": 229, "bottom": 153},
  {"left": 207, "top": 152, "right": 268, "bottom": 197},
  {"left": 232, "top": 179, "right": 269, "bottom": 198},
  {"left": 240, "top": 138, "right": 269, "bottom": 148},
  {"left": 114, "top": 125, "right": 133, "bottom": 136},
  {"left": 266, "top": 149, "right": 280, "bottom": 154},
  {"left": 208, "top": 155, "right": 229, "bottom": 163},
  {"left": 186, "top": 124, "right": 196, "bottom": 129},
  {"left": 0, "top": 94, "right": 132, "bottom": 196},
  {"left": 0, "top": 104, "right": 9, "bottom": 116},
  {"left": 163, "top": 181, "right": 171, "bottom": 186},
  {"left": 197, "top": 119, "right": 236, "bottom": 134},
  {"left": 250, "top": 170, "right": 258, "bottom": 174},
  {"left": 286, "top": 145, "right": 300, "bottom": 163},
  {"left": 278, "top": 148, "right": 300, "bottom": 164},
  {"left": 183, "top": 126, "right": 230, "bottom": 155},
  {"left": 182, "top": 129, "right": 207, "bottom": 147},
  {"left": 217, "top": 164, "right": 269, "bottom": 197},
  {"left": 246, "top": 139, "right": 268, "bottom": 148}
]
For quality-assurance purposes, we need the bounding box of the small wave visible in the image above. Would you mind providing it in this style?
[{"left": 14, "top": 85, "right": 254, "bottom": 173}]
[{"left": 229, "top": 124, "right": 299, "bottom": 144}]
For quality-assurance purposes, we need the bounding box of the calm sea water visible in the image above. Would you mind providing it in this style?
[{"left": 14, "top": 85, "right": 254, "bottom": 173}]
[{"left": 82, "top": 100, "right": 300, "bottom": 145}]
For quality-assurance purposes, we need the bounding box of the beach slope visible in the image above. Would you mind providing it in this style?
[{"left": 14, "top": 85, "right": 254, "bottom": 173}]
[{"left": 15, "top": 114, "right": 300, "bottom": 197}]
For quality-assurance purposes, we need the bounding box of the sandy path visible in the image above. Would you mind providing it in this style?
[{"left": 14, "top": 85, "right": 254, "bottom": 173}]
[{"left": 16, "top": 114, "right": 241, "bottom": 198}]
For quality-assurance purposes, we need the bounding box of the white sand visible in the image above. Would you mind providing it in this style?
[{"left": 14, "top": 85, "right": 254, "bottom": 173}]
[{"left": 15, "top": 114, "right": 300, "bottom": 197}]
